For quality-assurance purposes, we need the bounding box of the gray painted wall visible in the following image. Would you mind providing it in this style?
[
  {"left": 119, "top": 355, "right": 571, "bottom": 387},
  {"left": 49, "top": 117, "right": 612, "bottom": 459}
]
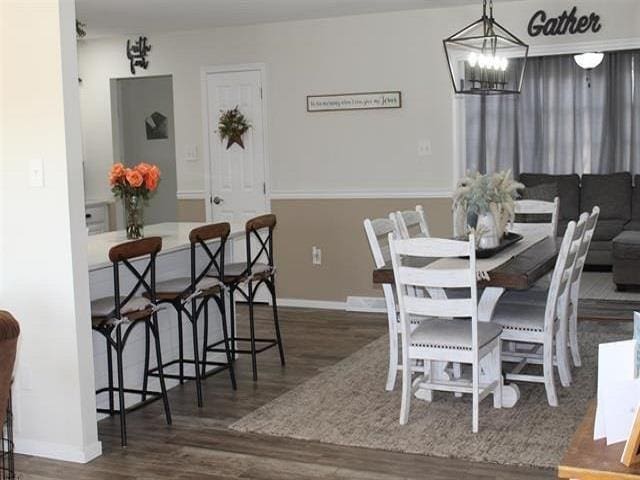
[{"left": 114, "top": 75, "right": 178, "bottom": 224}]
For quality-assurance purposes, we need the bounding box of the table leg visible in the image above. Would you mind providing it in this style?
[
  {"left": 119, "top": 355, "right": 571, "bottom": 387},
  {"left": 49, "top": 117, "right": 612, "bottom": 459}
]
[
  {"left": 478, "top": 286, "right": 520, "bottom": 407},
  {"left": 478, "top": 286, "right": 505, "bottom": 322},
  {"left": 414, "top": 286, "right": 520, "bottom": 407}
]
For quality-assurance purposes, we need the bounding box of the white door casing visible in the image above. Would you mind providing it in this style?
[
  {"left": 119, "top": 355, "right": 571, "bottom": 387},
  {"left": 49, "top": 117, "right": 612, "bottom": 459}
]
[{"left": 202, "top": 65, "right": 269, "bottom": 226}]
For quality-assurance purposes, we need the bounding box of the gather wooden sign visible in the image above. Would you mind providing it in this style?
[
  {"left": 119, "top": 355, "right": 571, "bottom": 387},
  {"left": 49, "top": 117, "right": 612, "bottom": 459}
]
[{"left": 528, "top": 6, "right": 602, "bottom": 37}]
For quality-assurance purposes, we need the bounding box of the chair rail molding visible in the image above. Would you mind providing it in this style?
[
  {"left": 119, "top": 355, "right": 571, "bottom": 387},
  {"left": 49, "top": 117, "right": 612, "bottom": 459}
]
[
  {"left": 177, "top": 190, "right": 206, "bottom": 200},
  {"left": 269, "top": 189, "right": 453, "bottom": 200}
]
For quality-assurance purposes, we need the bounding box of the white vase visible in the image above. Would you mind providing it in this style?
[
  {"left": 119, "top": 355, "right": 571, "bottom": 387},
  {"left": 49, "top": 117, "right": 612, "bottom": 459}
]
[{"left": 476, "top": 212, "right": 499, "bottom": 249}]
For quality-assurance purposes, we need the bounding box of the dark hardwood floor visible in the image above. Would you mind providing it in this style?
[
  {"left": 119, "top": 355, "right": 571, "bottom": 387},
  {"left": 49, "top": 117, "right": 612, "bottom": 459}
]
[{"left": 16, "top": 306, "right": 554, "bottom": 479}]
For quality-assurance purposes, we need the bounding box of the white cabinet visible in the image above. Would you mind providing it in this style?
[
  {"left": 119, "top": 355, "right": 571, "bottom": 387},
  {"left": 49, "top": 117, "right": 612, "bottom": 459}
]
[{"left": 85, "top": 201, "right": 110, "bottom": 235}]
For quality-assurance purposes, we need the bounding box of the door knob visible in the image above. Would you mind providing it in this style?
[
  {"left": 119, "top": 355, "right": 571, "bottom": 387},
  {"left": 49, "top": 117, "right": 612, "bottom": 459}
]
[{"left": 212, "top": 196, "right": 224, "bottom": 205}]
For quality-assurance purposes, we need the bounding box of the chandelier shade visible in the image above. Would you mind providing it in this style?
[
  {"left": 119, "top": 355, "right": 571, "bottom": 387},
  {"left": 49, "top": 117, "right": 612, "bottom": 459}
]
[
  {"left": 443, "top": 0, "right": 529, "bottom": 95},
  {"left": 574, "top": 52, "right": 604, "bottom": 70}
]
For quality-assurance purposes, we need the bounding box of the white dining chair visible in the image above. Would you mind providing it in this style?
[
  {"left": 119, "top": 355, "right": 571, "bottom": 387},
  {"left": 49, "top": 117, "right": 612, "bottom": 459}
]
[
  {"left": 389, "top": 234, "right": 503, "bottom": 432},
  {"left": 364, "top": 217, "right": 418, "bottom": 392},
  {"left": 567, "top": 207, "right": 599, "bottom": 367},
  {"left": 491, "top": 218, "right": 584, "bottom": 407},
  {"left": 501, "top": 207, "right": 599, "bottom": 370},
  {"left": 511, "top": 198, "right": 560, "bottom": 238},
  {"left": 393, "top": 205, "right": 430, "bottom": 239}
]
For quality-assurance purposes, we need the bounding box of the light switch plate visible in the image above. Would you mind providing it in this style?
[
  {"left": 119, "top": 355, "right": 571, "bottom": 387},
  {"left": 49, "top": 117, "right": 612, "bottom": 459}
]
[
  {"left": 185, "top": 145, "right": 198, "bottom": 162},
  {"left": 29, "top": 158, "right": 44, "bottom": 187},
  {"left": 418, "top": 140, "right": 432, "bottom": 157}
]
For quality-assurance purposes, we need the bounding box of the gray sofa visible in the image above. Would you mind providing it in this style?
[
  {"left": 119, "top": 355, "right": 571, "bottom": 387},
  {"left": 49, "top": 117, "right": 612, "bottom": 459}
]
[{"left": 519, "top": 172, "right": 639, "bottom": 266}]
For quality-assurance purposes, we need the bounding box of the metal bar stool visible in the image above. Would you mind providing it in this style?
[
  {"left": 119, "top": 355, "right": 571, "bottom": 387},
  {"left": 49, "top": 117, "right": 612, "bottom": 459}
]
[
  {"left": 91, "top": 237, "right": 172, "bottom": 447},
  {"left": 207, "top": 214, "right": 285, "bottom": 381},
  {"left": 146, "top": 223, "right": 236, "bottom": 407}
]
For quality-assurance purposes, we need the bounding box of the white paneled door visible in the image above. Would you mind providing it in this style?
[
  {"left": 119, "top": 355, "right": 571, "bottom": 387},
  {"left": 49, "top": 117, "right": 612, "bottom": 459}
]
[{"left": 204, "top": 67, "right": 268, "bottom": 225}]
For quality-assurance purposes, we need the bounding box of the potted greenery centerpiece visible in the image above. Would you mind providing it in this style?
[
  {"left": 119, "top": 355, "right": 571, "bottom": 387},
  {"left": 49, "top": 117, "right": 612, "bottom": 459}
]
[
  {"left": 109, "top": 162, "right": 161, "bottom": 239},
  {"left": 453, "top": 170, "right": 523, "bottom": 249},
  {"left": 218, "top": 106, "right": 251, "bottom": 150}
]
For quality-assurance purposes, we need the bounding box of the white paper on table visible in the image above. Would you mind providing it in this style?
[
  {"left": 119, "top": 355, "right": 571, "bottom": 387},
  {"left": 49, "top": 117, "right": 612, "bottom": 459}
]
[
  {"left": 602, "top": 379, "right": 640, "bottom": 445},
  {"left": 595, "top": 339, "right": 636, "bottom": 440},
  {"left": 635, "top": 312, "right": 640, "bottom": 378}
]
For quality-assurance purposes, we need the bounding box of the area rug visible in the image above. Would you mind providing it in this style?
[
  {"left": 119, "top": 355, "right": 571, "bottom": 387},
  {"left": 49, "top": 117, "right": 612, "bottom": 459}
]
[{"left": 230, "top": 322, "right": 631, "bottom": 469}]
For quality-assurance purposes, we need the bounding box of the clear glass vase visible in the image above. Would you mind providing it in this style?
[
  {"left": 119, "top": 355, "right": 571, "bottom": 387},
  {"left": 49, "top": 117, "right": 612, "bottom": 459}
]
[{"left": 124, "top": 194, "right": 144, "bottom": 240}]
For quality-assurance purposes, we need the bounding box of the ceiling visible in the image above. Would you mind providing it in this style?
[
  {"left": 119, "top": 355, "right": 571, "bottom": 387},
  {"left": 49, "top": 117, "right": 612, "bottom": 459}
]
[{"left": 76, "top": 0, "right": 506, "bottom": 38}]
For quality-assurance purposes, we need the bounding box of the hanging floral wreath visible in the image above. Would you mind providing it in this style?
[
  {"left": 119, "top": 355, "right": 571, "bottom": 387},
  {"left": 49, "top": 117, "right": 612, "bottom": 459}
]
[{"left": 217, "top": 106, "right": 252, "bottom": 150}]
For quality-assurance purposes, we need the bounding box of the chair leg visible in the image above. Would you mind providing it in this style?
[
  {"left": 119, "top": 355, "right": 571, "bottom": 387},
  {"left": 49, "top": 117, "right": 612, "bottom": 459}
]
[
  {"left": 383, "top": 285, "right": 398, "bottom": 392},
  {"left": 189, "top": 302, "right": 204, "bottom": 408},
  {"left": 141, "top": 322, "right": 150, "bottom": 402},
  {"left": 399, "top": 350, "right": 411, "bottom": 425},
  {"left": 493, "top": 342, "right": 503, "bottom": 409},
  {"left": 247, "top": 281, "right": 258, "bottom": 382},
  {"left": 268, "top": 278, "right": 285, "bottom": 366},
  {"left": 177, "top": 307, "right": 185, "bottom": 384},
  {"left": 229, "top": 287, "right": 236, "bottom": 359},
  {"left": 569, "top": 288, "right": 581, "bottom": 367},
  {"left": 423, "top": 360, "right": 433, "bottom": 402},
  {"left": 543, "top": 341, "right": 558, "bottom": 407},
  {"left": 556, "top": 311, "right": 572, "bottom": 387},
  {"left": 105, "top": 334, "right": 114, "bottom": 415},
  {"left": 115, "top": 325, "right": 127, "bottom": 447},
  {"left": 201, "top": 299, "right": 209, "bottom": 378},
  {"left": 472, "top": 362, "right": 479, "bottom": 433},
  {"left": 218, "top": 295, "right": 237, "bottom": 390},
  {"left": 151, "top": 315, "right": 172, "bottom": 425}
]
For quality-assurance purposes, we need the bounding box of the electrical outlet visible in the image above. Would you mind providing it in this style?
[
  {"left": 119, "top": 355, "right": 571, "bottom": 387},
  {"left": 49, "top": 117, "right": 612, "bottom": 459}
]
[
  {"left": 418, "top": 140, "right": 432, "bottom": 157},
  {"left": 29, "top": 158, "right": 44, "bottom": 187},
  {"left": 312, "top": 246, "right": 322, "bottom": 265}
]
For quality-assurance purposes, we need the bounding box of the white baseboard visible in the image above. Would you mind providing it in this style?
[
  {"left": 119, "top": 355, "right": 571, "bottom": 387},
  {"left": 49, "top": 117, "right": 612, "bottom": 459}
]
[
  {"left": 14, "top": 437, "right": 102, "bottom": 463},
  {"left": 278, "top": 298, "right": 346, "bottom": 310},
  {"left": 277, "top": 296, "right": 387, "bottom": 313},
  {"left": 346, "top": 296, "right": 386, "bottom": 313}
]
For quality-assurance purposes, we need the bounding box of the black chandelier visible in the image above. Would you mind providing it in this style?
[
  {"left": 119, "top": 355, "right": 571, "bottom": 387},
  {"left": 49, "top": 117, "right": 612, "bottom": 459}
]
[{"left": 443, "top": 0, "right": 529, "bottom": 95}]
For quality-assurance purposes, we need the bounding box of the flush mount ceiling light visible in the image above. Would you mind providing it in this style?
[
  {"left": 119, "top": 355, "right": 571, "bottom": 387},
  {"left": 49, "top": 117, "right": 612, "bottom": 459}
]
[
  {"left": 443, "top": 0, "right": 529, "bottom": 95},
  {"left": 574, "top": 52, "right": 604, "bottom": 70}
]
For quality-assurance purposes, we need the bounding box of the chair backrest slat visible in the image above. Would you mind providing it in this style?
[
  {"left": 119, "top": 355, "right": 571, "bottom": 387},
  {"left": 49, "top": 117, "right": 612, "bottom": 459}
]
[
  {"left": 394, "top": 205, "right": 430, "bottom": 239},
  {"left": 245, "top": 214, "right": 276, "bottom": 274},
  {"left": 397, "top": 266, "right": 472, "bottom": 289},
  {"left": 364, "top": 218, "right": 396, "bottom": 268},
  {"left": 512, "top": 197, "right": 560, "bottom": 238},
  {"left": 543, "top": 216, "right": 585, "bottom": 332},
  {"left": 571, "top": 207, "right": 599, "bottom": 283},
  {"left": 391, "top": 237, "right": 471, "bottom": 258},
  {"left": 403, "top": 296, "right": 473, "bottom": 318},
  {"left": 109, "top": 237, "right": 162, "bottom": 318},
  {"left": 190, "top": 222, "right": 230, "bottom": 288}
]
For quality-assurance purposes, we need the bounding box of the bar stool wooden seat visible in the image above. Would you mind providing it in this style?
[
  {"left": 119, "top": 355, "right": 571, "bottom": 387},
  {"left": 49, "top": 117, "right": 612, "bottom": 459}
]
[
  {"left": 91, "top": 236, "right": 172, "bottom": 447},
  {"left": 146, "top": 223, "right": 236, "bottom": 408},
  {"left": 207, "top": 214, "right": 285, "bottom": 382}
]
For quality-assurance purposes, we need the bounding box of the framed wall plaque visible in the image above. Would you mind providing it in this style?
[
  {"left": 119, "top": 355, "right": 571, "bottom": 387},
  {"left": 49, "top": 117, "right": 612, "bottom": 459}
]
[{"left": 306, "top": 91, "right": 402, "bottom": 112}]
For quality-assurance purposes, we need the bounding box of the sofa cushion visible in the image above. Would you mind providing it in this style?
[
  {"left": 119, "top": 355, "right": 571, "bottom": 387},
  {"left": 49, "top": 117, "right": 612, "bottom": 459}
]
[
  {"left": 520, "top": 183, "right": 558, "bottom": 202},
  {"left": 516, "top": 183, "right": 558, "bottom": 224},
  {"left": 613, "top": 231, "right": 640, "bottom": 260},
  {"left": 593, "top": 219, "right": 626, "bottom": 241},
  {"left": 624, "top": 221, "right": 640, "bottom": 231},
  {"left": 519, "top": 173, "right": 580, "bottom": 222},
  {"left": 632, "top": 175, "right": 640, "bottom": 221},
  {"left": 581, "top": 172, "right": 632, "bottom": 221}
]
